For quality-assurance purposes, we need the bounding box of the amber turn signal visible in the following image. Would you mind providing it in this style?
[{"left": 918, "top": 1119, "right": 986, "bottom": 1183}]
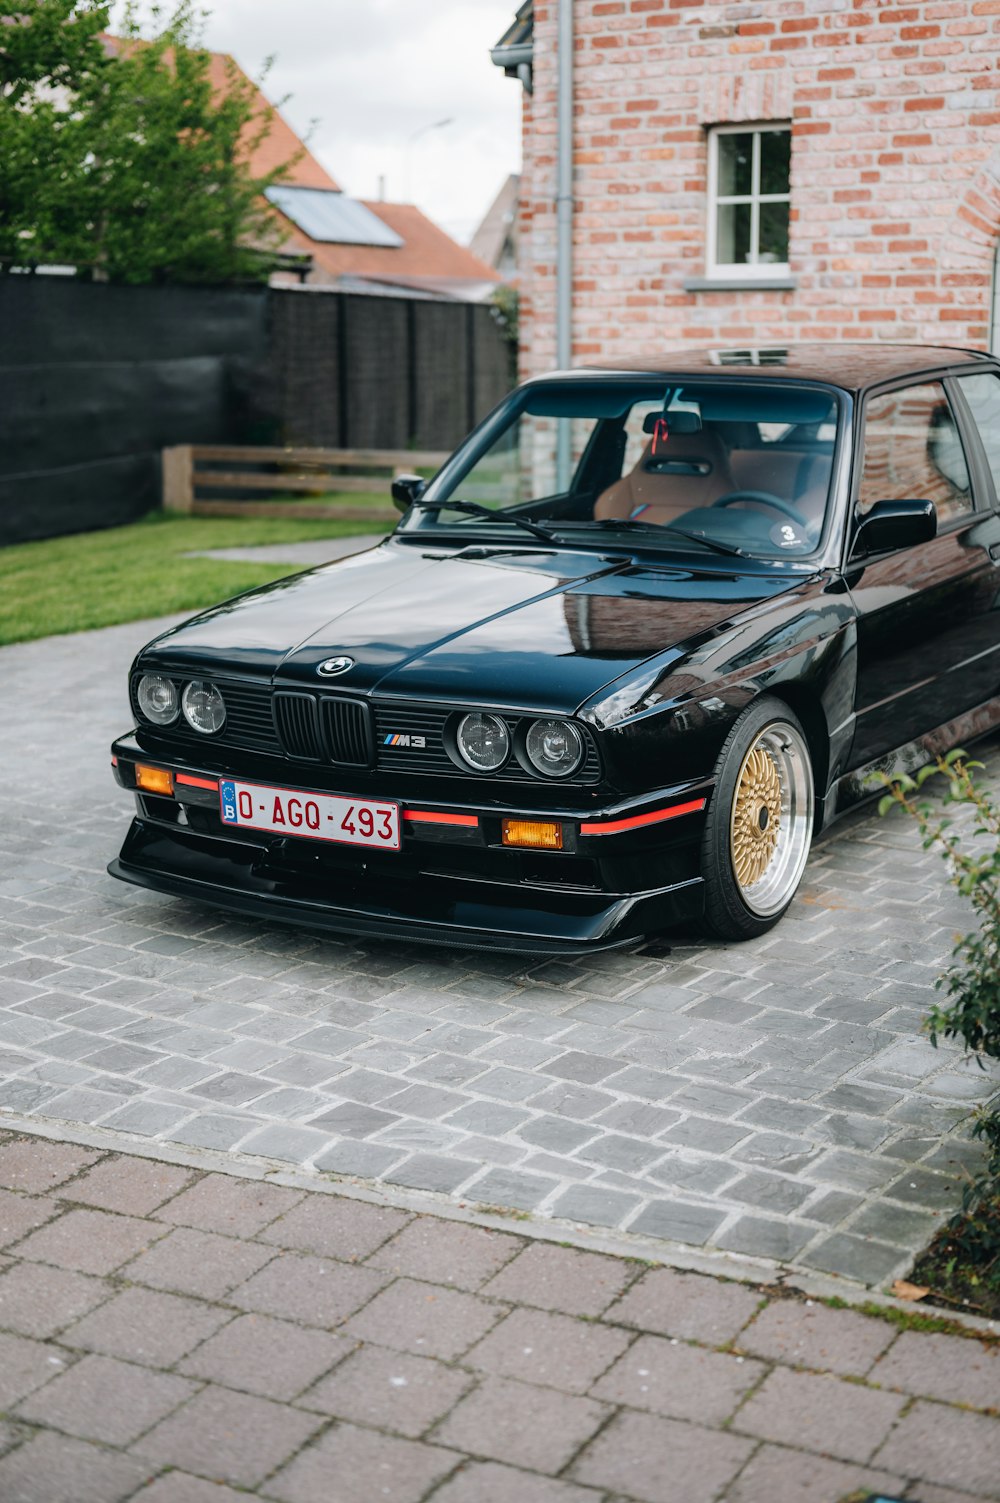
[
  {"left": 135, "top": 764, "right": 174, "bottom": 796},
  {"left": 501, "top": 818, "right": 563, "bottom": 850}
]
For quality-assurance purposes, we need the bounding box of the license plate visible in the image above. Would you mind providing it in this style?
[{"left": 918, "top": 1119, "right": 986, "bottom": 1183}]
[{"left": 219, "top": 779, "right": 401, "bottom": 850}]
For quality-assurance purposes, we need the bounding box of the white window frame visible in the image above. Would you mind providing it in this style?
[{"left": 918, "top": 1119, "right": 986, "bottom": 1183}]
[{"left": 706, "top": 123, "right": 791, "bottom": 279}]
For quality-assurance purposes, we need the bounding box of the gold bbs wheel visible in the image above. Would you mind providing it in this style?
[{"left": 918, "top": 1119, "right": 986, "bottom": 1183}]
[{"left": 727, "top": 720, "right": 813, "bottom": 919}]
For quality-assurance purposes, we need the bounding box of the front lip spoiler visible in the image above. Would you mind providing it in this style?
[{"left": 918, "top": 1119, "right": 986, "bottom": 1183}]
[{"left": 108, "top": 824, "right": 704, "bottom": 956}]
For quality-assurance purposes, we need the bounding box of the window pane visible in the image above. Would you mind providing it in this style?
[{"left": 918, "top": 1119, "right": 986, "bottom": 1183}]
[
  {"left": 716, "top": 201, "right": 752, "bottom": 265},
  {"left": 445, "top": 410, "right": 602, "bottom": 510},
  {"left": 957, "top": 372, "right": 1000, "bottom": 502},
  {"left": 759, "top": 129, "right": 791, "bottom": 195},
  {"left": 758, "top": 200, "right": 789, "bottom": 265},
  {"left": 717, "top": 133, "right": 752, "bottom": 196},
  {"left": 860, "top": 383, "right": 972, "bottom": 526}
]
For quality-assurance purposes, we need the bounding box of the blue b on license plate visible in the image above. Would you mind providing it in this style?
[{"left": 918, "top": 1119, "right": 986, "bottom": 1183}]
[{"left": 219, "top": 779, "right": 401, "bottom": 850}]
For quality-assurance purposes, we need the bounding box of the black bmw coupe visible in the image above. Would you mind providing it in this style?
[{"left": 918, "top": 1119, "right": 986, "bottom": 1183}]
[{"left": 109, "top": 345, "right": 1000, "bottom": 953}]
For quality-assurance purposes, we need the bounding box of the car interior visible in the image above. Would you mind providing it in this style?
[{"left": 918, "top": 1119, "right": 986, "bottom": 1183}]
[
  {"left": 420, "top": 382, "right": 841, "bottom": 558},
  {"left": 571, "top": 387, "right": 839, "bottom": 553},
  {"left": 594, "top": 420, "right": 834, "bottom": 534}
]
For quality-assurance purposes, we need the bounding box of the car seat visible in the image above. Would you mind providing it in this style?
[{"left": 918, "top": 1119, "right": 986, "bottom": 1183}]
[{"left": 594, "top": 428, "right": 737, "bottom": 526}]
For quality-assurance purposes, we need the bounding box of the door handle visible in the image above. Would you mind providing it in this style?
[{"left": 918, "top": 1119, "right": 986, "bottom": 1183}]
[{"left": 989, "top": 542, "right": 1000, "bottom": 561}]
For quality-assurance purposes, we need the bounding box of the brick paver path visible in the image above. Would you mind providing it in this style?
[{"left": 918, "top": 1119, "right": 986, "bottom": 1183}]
[
  {"left": 0, "top": 1132, "right": 995, "bottom": 1503},
  {"left": 1, "top": 618, "right": 999, "bottom": 1285}
]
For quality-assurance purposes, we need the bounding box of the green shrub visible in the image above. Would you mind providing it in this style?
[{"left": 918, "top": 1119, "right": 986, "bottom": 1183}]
[
  {"left": 880, "top": 750, "right": 1000, "bottom": 1290},
  {"left": 879, "top": 752, "right": 1000, "bottom": 1057}
]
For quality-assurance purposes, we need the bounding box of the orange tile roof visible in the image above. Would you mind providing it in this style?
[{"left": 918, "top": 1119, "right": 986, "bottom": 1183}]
[
  {"left": 103, "top": 37, "right": 497, "bottom": 287},
  {"left": 103, "top": 36, "right": 339, "bottom": 190},
  {"left": 204, "top": 51, "right": 339, "bottom": 191}
]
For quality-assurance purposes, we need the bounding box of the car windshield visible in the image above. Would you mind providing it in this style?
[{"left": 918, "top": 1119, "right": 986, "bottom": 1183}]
[{"left": 405, "top": 378, "right": 842, "bottom": 560}]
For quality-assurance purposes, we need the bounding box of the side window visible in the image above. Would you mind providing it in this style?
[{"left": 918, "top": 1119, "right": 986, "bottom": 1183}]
[
  {"left": 956, "top": 371, "right": 1000, "bottom": 506},
  {"left": 859, "top": 383, "right": 972, "bottom": 526}
]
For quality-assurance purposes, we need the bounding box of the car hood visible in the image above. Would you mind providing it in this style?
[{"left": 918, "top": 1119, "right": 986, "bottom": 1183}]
[{"left": 139, "top": 538, "right": 817, "bottom": 714}]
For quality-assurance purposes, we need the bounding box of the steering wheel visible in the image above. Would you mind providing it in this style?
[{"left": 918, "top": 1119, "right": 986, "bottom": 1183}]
[{"left": 711, "top": 490, "right": 809, "bottom": 527}]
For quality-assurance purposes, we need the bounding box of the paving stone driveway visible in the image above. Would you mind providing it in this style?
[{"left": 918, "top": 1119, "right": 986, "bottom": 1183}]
[
  {"left": 1, "top": 616, "right": 999, "bottom": 1287},
  {"left": 0, "top": 1133, "right": 998, "bottom": 1503}
]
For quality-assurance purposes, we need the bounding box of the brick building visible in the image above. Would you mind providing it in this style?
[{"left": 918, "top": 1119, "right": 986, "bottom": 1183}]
[{"left": 493, "top": 0, "right": 1000, "bottom": 379}]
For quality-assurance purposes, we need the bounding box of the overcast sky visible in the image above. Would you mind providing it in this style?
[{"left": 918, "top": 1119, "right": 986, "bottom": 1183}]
[{"left": 116, "top": 1, "right": 524, "bottom": 245}]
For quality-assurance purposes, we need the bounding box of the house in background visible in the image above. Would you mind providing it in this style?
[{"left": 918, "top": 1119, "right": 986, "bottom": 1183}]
[
  {"left": 493, "top": 1, "right": 1000, "bottom": 376},
  {"left": 207, "top": 49, "right": 500, "bottom": 302},
  {"left": 469, "top": 173, "right": 521, "bottom": 283}
]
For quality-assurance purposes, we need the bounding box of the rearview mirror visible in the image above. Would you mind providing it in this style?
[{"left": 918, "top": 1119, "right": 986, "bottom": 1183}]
[
  {"left": 391, "top": 473, "right": 426, "bottom": 514},
  {"left": 850, "top": 498, "right": 936, "bottom": 560},
  {"left": 642, "top": 410, "right": 702, "bottom": 436}
]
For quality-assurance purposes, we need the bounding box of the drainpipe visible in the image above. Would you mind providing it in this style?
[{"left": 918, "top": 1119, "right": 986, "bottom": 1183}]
[{"left": 555, "top": 0, "right": 574, "bottom": 490}]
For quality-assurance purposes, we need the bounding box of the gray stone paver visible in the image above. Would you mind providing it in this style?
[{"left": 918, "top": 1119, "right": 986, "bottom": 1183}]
[
  {"left": 0, "top": 1135, "right": 993, "bottom": 1498},
  {"left": 1, "top": 619, "right": 999, "bottom": 1285},
  {"left": 570, "top": 1410, "right": 755, "bottom": 1503}
]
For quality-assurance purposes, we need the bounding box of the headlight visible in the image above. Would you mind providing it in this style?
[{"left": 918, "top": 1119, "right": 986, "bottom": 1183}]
[
  {"left": 456, "top": 712, "right": 510, "bottom": 772},
  {"left": 181, "top": 680, "right": 226, "bottom": 735},
  {"left": 525, "top": 718, "right": 584, "bottom": 778},
  {"left": 137, "top": 674, "right": 179, "bottom": 726}
]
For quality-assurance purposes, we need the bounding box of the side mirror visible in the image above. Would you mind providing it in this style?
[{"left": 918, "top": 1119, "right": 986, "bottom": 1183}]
[
  {"left": 850, "top": 498, "right": 936, "bottom": 560},
  {"left": 391, "top": 473, "right": 427, "bottom": 514}
]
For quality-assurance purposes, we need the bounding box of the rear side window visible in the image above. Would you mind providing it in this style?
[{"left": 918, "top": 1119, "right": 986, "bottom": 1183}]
[
  {"left": 859, "top": 382, "right": 972, "bottom": 526},
  {"left": 956, "top": 371, "right": 1000, "bottom": 505}
]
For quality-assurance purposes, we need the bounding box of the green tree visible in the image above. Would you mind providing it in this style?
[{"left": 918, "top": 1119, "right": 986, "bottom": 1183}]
[
  {"left": 1, "top": 0, "right": 297, "bottom": 283},
  {"left": 0, "top": 2, "right": 110, "bottom": 267},
  {"left": 0, "top": 0, "right": 108, "bottom": 103}
]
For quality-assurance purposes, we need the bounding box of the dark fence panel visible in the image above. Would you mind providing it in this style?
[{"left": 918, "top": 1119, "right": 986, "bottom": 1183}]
[
  {"left": 265, "top": 288, "right": 340, "bottom": 448},
  {"left": 2, "top": 358, "right": 228, "bottom": 479},
  {"left": 0, "top": 455, "right": 157, "bottom": 543},
  {"left": 266, "top": 289, "right": 513, "bottom": 454},
  {"left": 0, "top": 279, "right": 269, "bottom": 545},
  {"left": 1, "top": 279, "right": 514, "bottom": 545}
]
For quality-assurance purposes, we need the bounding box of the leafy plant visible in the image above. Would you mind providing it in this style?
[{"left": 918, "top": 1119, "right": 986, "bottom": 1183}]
[
  {"left": 1, "top": 0, "right": 298, "bottom": 283},
  {"left": 879, "top": 751, "right": 1000, "bottom": 1059},
  {"left": 491, "top": 283, "right": 519, "bottom": 346},
  {"left": 880, "top": 750, "right": 1000, "bottom": 1298}
]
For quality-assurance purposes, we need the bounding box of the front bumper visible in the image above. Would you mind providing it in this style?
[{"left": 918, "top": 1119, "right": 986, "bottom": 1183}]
[{"left": 108, "top": 734, "right": 711, "bottom": 954}]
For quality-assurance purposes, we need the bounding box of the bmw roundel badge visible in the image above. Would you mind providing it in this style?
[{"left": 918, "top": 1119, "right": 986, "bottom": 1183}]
[{"left": 317, "top": 656, "right": 354, "bottom": 677}]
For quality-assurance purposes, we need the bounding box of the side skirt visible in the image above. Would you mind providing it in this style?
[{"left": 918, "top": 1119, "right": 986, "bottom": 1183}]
[{"left": 820, "top": 695, "right": 1000, "bottom": 827}]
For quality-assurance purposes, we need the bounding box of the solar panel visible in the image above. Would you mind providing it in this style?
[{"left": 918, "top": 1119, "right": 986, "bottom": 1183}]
[{"left": 265, "top": 187, "right": 404, "bottom": 248}]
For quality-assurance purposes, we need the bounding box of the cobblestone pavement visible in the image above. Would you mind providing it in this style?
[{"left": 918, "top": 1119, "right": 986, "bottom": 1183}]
[
  {"left": 1, "top": 618, "right": 999, "bottom": 1289},
  {"left": 0, "top": 1131, "right": 996, "bottom": 1503}
]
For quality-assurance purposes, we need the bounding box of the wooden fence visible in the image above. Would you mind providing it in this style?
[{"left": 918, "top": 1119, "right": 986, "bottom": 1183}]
[{"left": 162, "top": 443, "right": 450, "bottom": 521}]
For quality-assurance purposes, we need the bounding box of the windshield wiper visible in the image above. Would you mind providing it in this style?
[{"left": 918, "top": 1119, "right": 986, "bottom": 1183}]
[
  {"left": 660, "top": 523, "right": 749, "bottom": 558},
  {"left": 577, "top": 518, "right": 749, "bottom": 558},
  {"left": 409, "top": 498, "right": 557, "bottom": 545}
]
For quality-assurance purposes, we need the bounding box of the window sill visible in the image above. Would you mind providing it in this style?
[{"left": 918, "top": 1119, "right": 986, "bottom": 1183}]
[{"left": 683, "top": 275, "right": 797, "bottom": 293}]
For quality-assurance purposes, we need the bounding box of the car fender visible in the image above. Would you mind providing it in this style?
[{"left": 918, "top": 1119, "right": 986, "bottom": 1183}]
[{"left": 579, "top": 578, "right": 856, "bottom": 800}]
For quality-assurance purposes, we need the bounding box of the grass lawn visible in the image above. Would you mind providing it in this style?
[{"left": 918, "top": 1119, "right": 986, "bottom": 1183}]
[
  {"left": 227, "top": 489, "right": 390, "bottom": 509},
  {"left": 0, "top": 511, "right": 390, "bottom": 647}
]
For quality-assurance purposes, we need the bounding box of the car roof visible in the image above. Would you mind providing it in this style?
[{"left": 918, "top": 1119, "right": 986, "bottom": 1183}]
[{"left": 572, "top": 343, "right": 993, "bottom": 393}]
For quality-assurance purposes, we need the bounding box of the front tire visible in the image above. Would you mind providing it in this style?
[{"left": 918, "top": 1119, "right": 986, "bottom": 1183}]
[{"left": 701, "top": 697, "right": 814, "bottom": 940}]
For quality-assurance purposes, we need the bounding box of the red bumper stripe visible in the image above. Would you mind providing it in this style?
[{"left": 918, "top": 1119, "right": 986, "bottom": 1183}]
[
  {"left": 403, "top": 810, "right": 479, "bottom": 827},
  {"left": 176, "top": 773, "right": 220, "bottom": 791},
  {"left": 579, "top": 797, "right": 707, "bottom": 836}
]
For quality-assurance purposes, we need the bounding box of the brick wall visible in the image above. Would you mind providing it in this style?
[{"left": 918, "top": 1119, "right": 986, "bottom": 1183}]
[{"left": 518, "top": 0, "right": 1000, "bottom": 379}]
